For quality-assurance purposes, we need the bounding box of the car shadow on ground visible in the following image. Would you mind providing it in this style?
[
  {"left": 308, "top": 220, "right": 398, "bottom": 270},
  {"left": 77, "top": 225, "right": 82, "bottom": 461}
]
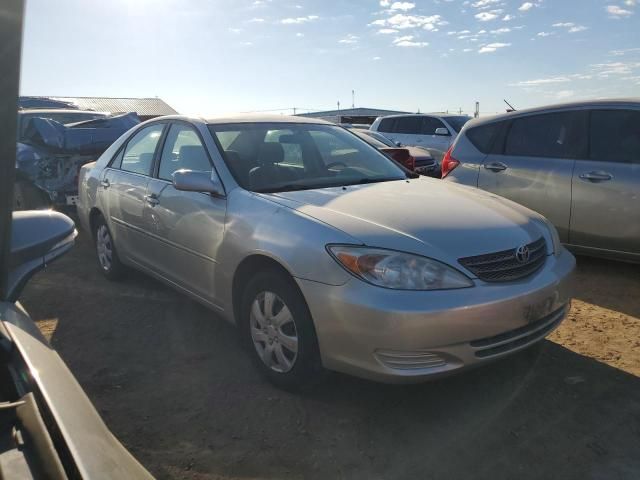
[{"left": 20, "top": 233, "right": 640, "bottom": 480}]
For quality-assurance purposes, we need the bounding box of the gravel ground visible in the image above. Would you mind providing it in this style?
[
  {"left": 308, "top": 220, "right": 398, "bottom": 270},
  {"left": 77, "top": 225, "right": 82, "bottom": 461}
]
[{"left": 21, "top": 231, "right": 640, "bottom": 480}]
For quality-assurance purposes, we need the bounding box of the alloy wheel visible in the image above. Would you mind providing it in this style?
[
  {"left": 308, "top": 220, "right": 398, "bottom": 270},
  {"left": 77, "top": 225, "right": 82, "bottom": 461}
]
[{"left": 96, "top": 224, "right": 113, "bottom": 271}]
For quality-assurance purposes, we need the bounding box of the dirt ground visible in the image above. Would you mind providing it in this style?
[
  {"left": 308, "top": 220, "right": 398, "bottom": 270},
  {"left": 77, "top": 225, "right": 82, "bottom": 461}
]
[{"left": 21, "top": 231, "right": 640, "bottom": 480}]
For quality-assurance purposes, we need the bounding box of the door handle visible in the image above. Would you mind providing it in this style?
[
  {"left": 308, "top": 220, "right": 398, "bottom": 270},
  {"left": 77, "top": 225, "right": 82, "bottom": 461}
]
[
  {"left": 579, "top": 171, "right": 613, "bottom": 182},
  {"left": 144, "top": 194, "right": 159, "bottom": 206},
  {"left": 484, "top": 162, "right": 508, "bottom": 172},
  {"left": 100, "top": 179, "right": 110, "bottom": 188}
]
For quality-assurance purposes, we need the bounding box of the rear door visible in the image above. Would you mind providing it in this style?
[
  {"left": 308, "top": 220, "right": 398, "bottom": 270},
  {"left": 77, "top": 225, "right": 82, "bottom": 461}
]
[
  {"left": 477, "top": 110, "right": 587, "bottom": 242},
  {"left": 143, "top": 122, "right": 226, "bottom": 305},
  {"left": 569, "top": 108, "right": 640, "bottom": 255},
  {"left": 101, "top": 123, "right": 165, "bottom": 265}
]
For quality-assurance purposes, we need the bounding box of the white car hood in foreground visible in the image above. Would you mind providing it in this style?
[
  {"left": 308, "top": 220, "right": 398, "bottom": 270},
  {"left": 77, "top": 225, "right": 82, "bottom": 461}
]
[{"left": 264, "top": 177, "right": 547, "bottom": 265}]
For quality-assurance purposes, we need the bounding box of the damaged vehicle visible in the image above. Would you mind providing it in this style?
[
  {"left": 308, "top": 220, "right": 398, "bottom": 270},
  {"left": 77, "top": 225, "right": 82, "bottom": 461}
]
[{"left": 15, "top": 109, "right": 140, "bottom": 209}]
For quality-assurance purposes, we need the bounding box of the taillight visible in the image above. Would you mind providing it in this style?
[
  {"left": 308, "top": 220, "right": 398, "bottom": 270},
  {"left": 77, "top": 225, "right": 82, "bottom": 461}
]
[{"left": 441, "top": 146, "right": 460, "bottom": 178}]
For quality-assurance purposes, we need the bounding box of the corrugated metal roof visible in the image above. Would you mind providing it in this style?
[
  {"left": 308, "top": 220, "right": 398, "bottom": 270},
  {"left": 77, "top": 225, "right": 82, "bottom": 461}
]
[{"left": 23, "top": 96, "right": 178, "bottom": 116}]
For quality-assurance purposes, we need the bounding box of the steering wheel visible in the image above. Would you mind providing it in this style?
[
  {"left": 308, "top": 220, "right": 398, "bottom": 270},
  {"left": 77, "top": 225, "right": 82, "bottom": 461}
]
[{"left": 326, "top": 161, "right": 348, "bottom": 170}]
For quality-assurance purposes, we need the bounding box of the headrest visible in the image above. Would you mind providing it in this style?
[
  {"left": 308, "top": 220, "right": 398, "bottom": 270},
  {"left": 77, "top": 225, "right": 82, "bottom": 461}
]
[
  {"left": 258, "top": 142, "right": 284, "bottom": 166},
  {"left": 179, "top": 145, "right": 209, "bottom": 170}
]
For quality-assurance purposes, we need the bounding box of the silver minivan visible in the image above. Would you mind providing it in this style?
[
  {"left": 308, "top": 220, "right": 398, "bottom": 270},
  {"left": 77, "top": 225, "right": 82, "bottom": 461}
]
[
  {"left": 443, "top": 99, "right": 640, "bottom": 263},
  {"left": 370, "top": 114, "right": 471, "bottom": 152}
]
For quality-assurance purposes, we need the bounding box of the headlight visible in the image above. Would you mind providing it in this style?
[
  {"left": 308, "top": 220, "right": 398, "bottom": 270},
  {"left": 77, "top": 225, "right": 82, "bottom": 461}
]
[{"left": 327, "top": 245, "right": 473, "bottom": 290}]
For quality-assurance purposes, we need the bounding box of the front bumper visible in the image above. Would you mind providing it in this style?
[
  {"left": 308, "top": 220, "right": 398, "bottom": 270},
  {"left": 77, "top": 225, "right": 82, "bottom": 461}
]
[{"left": 297, "top": 248, "right": 575, "bottom": 383}]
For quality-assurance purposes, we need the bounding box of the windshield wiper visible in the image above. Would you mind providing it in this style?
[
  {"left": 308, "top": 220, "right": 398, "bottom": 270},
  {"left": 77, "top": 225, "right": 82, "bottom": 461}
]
[
  {"left": 254, "top": 184, "right": 311, "bottom": 193},
  {"left": 341, "top": 177, "right": 403, "bottom": 187}
]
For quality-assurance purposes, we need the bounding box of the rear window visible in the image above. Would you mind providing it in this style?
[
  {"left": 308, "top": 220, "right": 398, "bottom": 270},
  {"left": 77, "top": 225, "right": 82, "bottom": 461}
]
[
  {"left": 466, "top": 122, "right": 503, "bottom": 154},
  {"left": 378, "top": 118, "right": 395, "bottom": 132},
  {"left": 590, "top": 109, "right": 640, "bottom": 164},
  {"left": 504, "top": 111, "right": 587, "bottom": 159}
]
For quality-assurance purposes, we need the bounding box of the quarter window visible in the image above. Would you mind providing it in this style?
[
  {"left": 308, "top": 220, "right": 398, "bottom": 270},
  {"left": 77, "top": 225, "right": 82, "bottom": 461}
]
[
  {"left": 504, "top": 111, "right": 587, "bottom": 159},
  {"left": 120, "top": 124, "right": 165, "bottom": 175},
  {"left": 590, "top": 110, "right": 640, "bottom": 164},
  {"left": 158, "top": 124, "right": 211, "bottom": 181},
  {"left": 378, "top": 118, "right": 395, "bottom": 132}
]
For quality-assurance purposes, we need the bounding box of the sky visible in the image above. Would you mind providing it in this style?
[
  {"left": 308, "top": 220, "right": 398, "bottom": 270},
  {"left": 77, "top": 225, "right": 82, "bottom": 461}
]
[{"left": 19, "top": 0, "right": 640, "bottom": 116}]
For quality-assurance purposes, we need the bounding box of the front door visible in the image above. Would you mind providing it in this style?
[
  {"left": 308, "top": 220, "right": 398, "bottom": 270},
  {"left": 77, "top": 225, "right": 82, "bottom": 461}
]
[
  {"left": 477, "top": 110, "right": 587, "bottom": 242},
  {"left": 143, "top": 122, "right": 227, "bottom": 305},
  {"left": 570, "top": 108, "right": 640, "bottom": 255}
]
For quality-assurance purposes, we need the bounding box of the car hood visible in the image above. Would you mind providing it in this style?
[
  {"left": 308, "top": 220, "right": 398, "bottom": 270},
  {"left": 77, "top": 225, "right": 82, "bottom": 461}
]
[{"left": 262, "top": 178, "right": 547, "bottom": 269}]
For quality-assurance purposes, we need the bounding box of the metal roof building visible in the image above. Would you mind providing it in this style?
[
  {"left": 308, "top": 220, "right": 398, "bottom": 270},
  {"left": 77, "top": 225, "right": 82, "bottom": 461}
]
[
  {"left": 19, "top": 96, "right": 178, "bottom": 120},
  {"left": 297, "top": 107, "right": 411, "bottom": 125}
]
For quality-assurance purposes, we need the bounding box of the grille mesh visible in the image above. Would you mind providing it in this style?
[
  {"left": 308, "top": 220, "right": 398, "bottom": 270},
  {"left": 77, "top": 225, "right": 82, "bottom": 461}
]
[{"left": 459, "top": 237, "right": 547, "bottom": 282}]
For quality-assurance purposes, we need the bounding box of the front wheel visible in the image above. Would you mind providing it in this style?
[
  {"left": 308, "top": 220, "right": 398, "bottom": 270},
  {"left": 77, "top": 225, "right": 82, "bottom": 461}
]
[
  {"left": 94, "top": 215, "right": 125, "bottom": 281},
  {"left": 240, "top": 271, "right": 322, "bottom": 390}
]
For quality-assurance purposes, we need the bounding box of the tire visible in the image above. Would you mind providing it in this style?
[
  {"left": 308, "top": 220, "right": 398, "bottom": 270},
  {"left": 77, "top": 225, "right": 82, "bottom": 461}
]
[
  {"left": 240, "top": 270, "right": 323, "bottom": 390},
  {"left": 93, "top": 215, "right": 125, "bottom": 281}
]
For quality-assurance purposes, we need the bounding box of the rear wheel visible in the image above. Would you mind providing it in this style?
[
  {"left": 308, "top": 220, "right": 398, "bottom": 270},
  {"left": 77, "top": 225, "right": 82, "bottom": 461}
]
[
  {"left": 240, "top": 271, "right": 322, "bottom": 389},
  {"left": 94, "top": 215, "right": 125, "bottom": 280}
]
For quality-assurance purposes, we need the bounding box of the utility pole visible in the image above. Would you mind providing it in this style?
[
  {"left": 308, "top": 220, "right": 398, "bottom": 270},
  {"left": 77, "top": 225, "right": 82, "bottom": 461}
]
[
  {"left": 474, "top": 102, "right": 480, "bottom": 118},
  {"left": 293, "top": 107, "right": 296, "bottom": 115},
  {"left": 351, "top": 90, "right": 355, "bottom": 109}
]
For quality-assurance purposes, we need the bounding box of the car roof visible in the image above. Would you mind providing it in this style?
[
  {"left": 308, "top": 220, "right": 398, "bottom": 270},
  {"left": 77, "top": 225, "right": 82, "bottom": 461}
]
[
  {"left": 19, "top": 108, "right": 109, "bottom": 115},
  {"left": 203, "top": 114, "right": 333, "bottom": 125},
  {"left": 377, "top": 113, "right": 471, "bottom": 120},
  {"left": 466, "top": 97, "right": 640, "bottom": 127}
]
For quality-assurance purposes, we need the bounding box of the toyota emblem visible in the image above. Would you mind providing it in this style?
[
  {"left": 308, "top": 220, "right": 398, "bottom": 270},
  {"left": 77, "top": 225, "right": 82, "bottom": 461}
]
[{"left": 515, "top": 245, "right": 530, "bottom": 264}]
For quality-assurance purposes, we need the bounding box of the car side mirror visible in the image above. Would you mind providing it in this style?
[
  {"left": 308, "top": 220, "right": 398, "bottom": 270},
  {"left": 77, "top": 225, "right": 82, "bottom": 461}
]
[
  {"left": 394, "top": 141, "right": 402, "bottom": 147},
  {"left": 6, "top": 210, "right": 77, "bottom": 302},
  {"left": 173, "top": 169, "right": 225, "bottom": 196},
  {"left": 435, "top": 127, "right": 450, "bottom": 136}
]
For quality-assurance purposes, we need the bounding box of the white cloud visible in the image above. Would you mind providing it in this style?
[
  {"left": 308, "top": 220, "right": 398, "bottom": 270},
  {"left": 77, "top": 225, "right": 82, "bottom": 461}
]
[
  {"left": 478, "top": 42, "right": 511, "bottom": 53},
  {"left": 491, "top": 27, "right": 511, "bottom": 33},
  {"left": 510, "top": 76, "right": 571, "bottom": 86},
  {"left": 380, "top": 0, "right": 390, "bottom": 6},
  {"left": 569, "top": 25, "right": 588, "bottom": 32},
  {"left": 373, "top": 56, "right": 382, "bottom": 60},
  {"left": 537, "top": 31, "right": 552, "bottom": 37},
  {"left": 471, "top": 0, "right": 501, "bottom": 7},
  {"left": 503, "top": 14, "right": 515, "bottom": 21},
  {"left": 476, "top": 11, "right": 499, "bottom": 21},
  {"left": 519, "top": 2, "right": 534, "bottom": 11},
  {"left": 374, "top": 13, "right": 445, "bottom": 29},
  {"left": 393, "top": 35, "right": 429, "bottom": 47},
  {"left": 378, "top": 28, "right": 399, "bottom": 34},
  {"left": 552, "top": 22, "right": 588, "bottom": 33},
  {"left": 296, "top": 32, "right": 304, "bottom": 37},
  {"left": 552, "top": 22, "right": 575, "bottom": 27},
  {"left": 281, "top": 15, "right": 319, "bottom": 24},
  {"left": 249, "top": 18, "right": 265, "bottom": 23},
  {"left": 338, "top": 34, "right": 359, "bottom": 44},
  {"left": 228, "top": 27, "right": 242, "bottom": 34},
  {"left": 606, "top": 5, "right": 634, "bottom": 17},
  {"left": 389, "top": 2, "right": 415, "bottom": 11},
  {"left": 555, "top": 90, "right": 575, "bottom": 99}
]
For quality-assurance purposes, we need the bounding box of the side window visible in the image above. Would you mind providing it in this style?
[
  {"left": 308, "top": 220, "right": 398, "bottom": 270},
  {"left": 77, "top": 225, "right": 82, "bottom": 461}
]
[
  {"left": 264, "top": 129, "right": 304, "bottom": 167},
  {"left": 422, "top": 117, "right": 447, "bottom": 135},
  {"left": 467, "top": 122, "right": 504, "bottom": 154},
  {"left": 590, "top": 110, "right": 640, "bottom": 164},
  {"left": 504, "top": 111, "right": 587, "bottom": 159},
  {"left": 378, "top": 118, "right": 395, "bottom": 132},
  {"left": 394, "top": 116, "right": 422, "bottom": 134},
  {"left": 120, "top": 124, "right": 165, "bottom": 175},
  {"left": 158, "top": 124, "right": 211, "bottom": 181}
]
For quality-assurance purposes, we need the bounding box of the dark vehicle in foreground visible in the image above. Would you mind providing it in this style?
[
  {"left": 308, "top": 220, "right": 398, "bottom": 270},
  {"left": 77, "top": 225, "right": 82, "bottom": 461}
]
[
  {"left": 443, "top": 99, "right": 640, "bottom": 263},
  {"left": 78, "top": 115, "right": 574, "bottom": 389},
  {"left": 350, "top": 128, "right": 440, "bottom": 177},
  {"left": 15, "top": 109, "right": 140, "bottom": 209},
  {"left": 0, "top": 211, "right": 153, "bottom": 478}
]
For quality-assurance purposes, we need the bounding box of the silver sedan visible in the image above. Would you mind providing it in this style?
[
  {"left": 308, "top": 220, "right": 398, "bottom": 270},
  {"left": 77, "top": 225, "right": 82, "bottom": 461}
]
[{"left": 78, "top": 115, "right": 575, "bottom": 388}]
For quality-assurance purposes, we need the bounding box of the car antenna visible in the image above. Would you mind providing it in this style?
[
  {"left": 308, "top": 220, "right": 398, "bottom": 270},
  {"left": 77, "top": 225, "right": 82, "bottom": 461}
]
[{"left": 503, "top": 99, "right": 517, "bottom": 112}]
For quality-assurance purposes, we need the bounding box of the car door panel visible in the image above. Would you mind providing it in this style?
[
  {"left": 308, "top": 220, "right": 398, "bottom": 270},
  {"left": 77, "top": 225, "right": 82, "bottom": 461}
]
[
  {"left": 569, "top": 109, "right": 640, "bottom": 255},
  {"left": 143, "top": 123, "right": 226, "bottom": 305},
  {"left": 477, "top": 111, "right": 587, "bottom": 243}
]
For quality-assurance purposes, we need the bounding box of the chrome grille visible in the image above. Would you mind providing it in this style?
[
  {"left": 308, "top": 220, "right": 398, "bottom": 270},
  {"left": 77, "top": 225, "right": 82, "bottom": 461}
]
[{"left": 458, "top": 237, "right": 547, "bottom": 282}]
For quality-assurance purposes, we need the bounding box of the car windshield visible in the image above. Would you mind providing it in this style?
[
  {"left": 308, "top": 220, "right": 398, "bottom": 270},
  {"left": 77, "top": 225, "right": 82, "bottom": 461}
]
[
  {"left": 445, "top": 116, "right": 472, "bottom": 133},
  {"left": 209, "top": 123, "right": 406, "bottom": 193},
  {"left": 356, "top": 129, "right": 397, "bottom": 148}
]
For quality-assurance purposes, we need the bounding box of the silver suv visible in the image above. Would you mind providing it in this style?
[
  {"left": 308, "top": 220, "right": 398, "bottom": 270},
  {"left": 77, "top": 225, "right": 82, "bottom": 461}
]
[
  {"left": 442, "top": 99, "right": 640, "bottom": 263},
  {"left": 370, "top": 114, "right": 471, "bottom": 152}
]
